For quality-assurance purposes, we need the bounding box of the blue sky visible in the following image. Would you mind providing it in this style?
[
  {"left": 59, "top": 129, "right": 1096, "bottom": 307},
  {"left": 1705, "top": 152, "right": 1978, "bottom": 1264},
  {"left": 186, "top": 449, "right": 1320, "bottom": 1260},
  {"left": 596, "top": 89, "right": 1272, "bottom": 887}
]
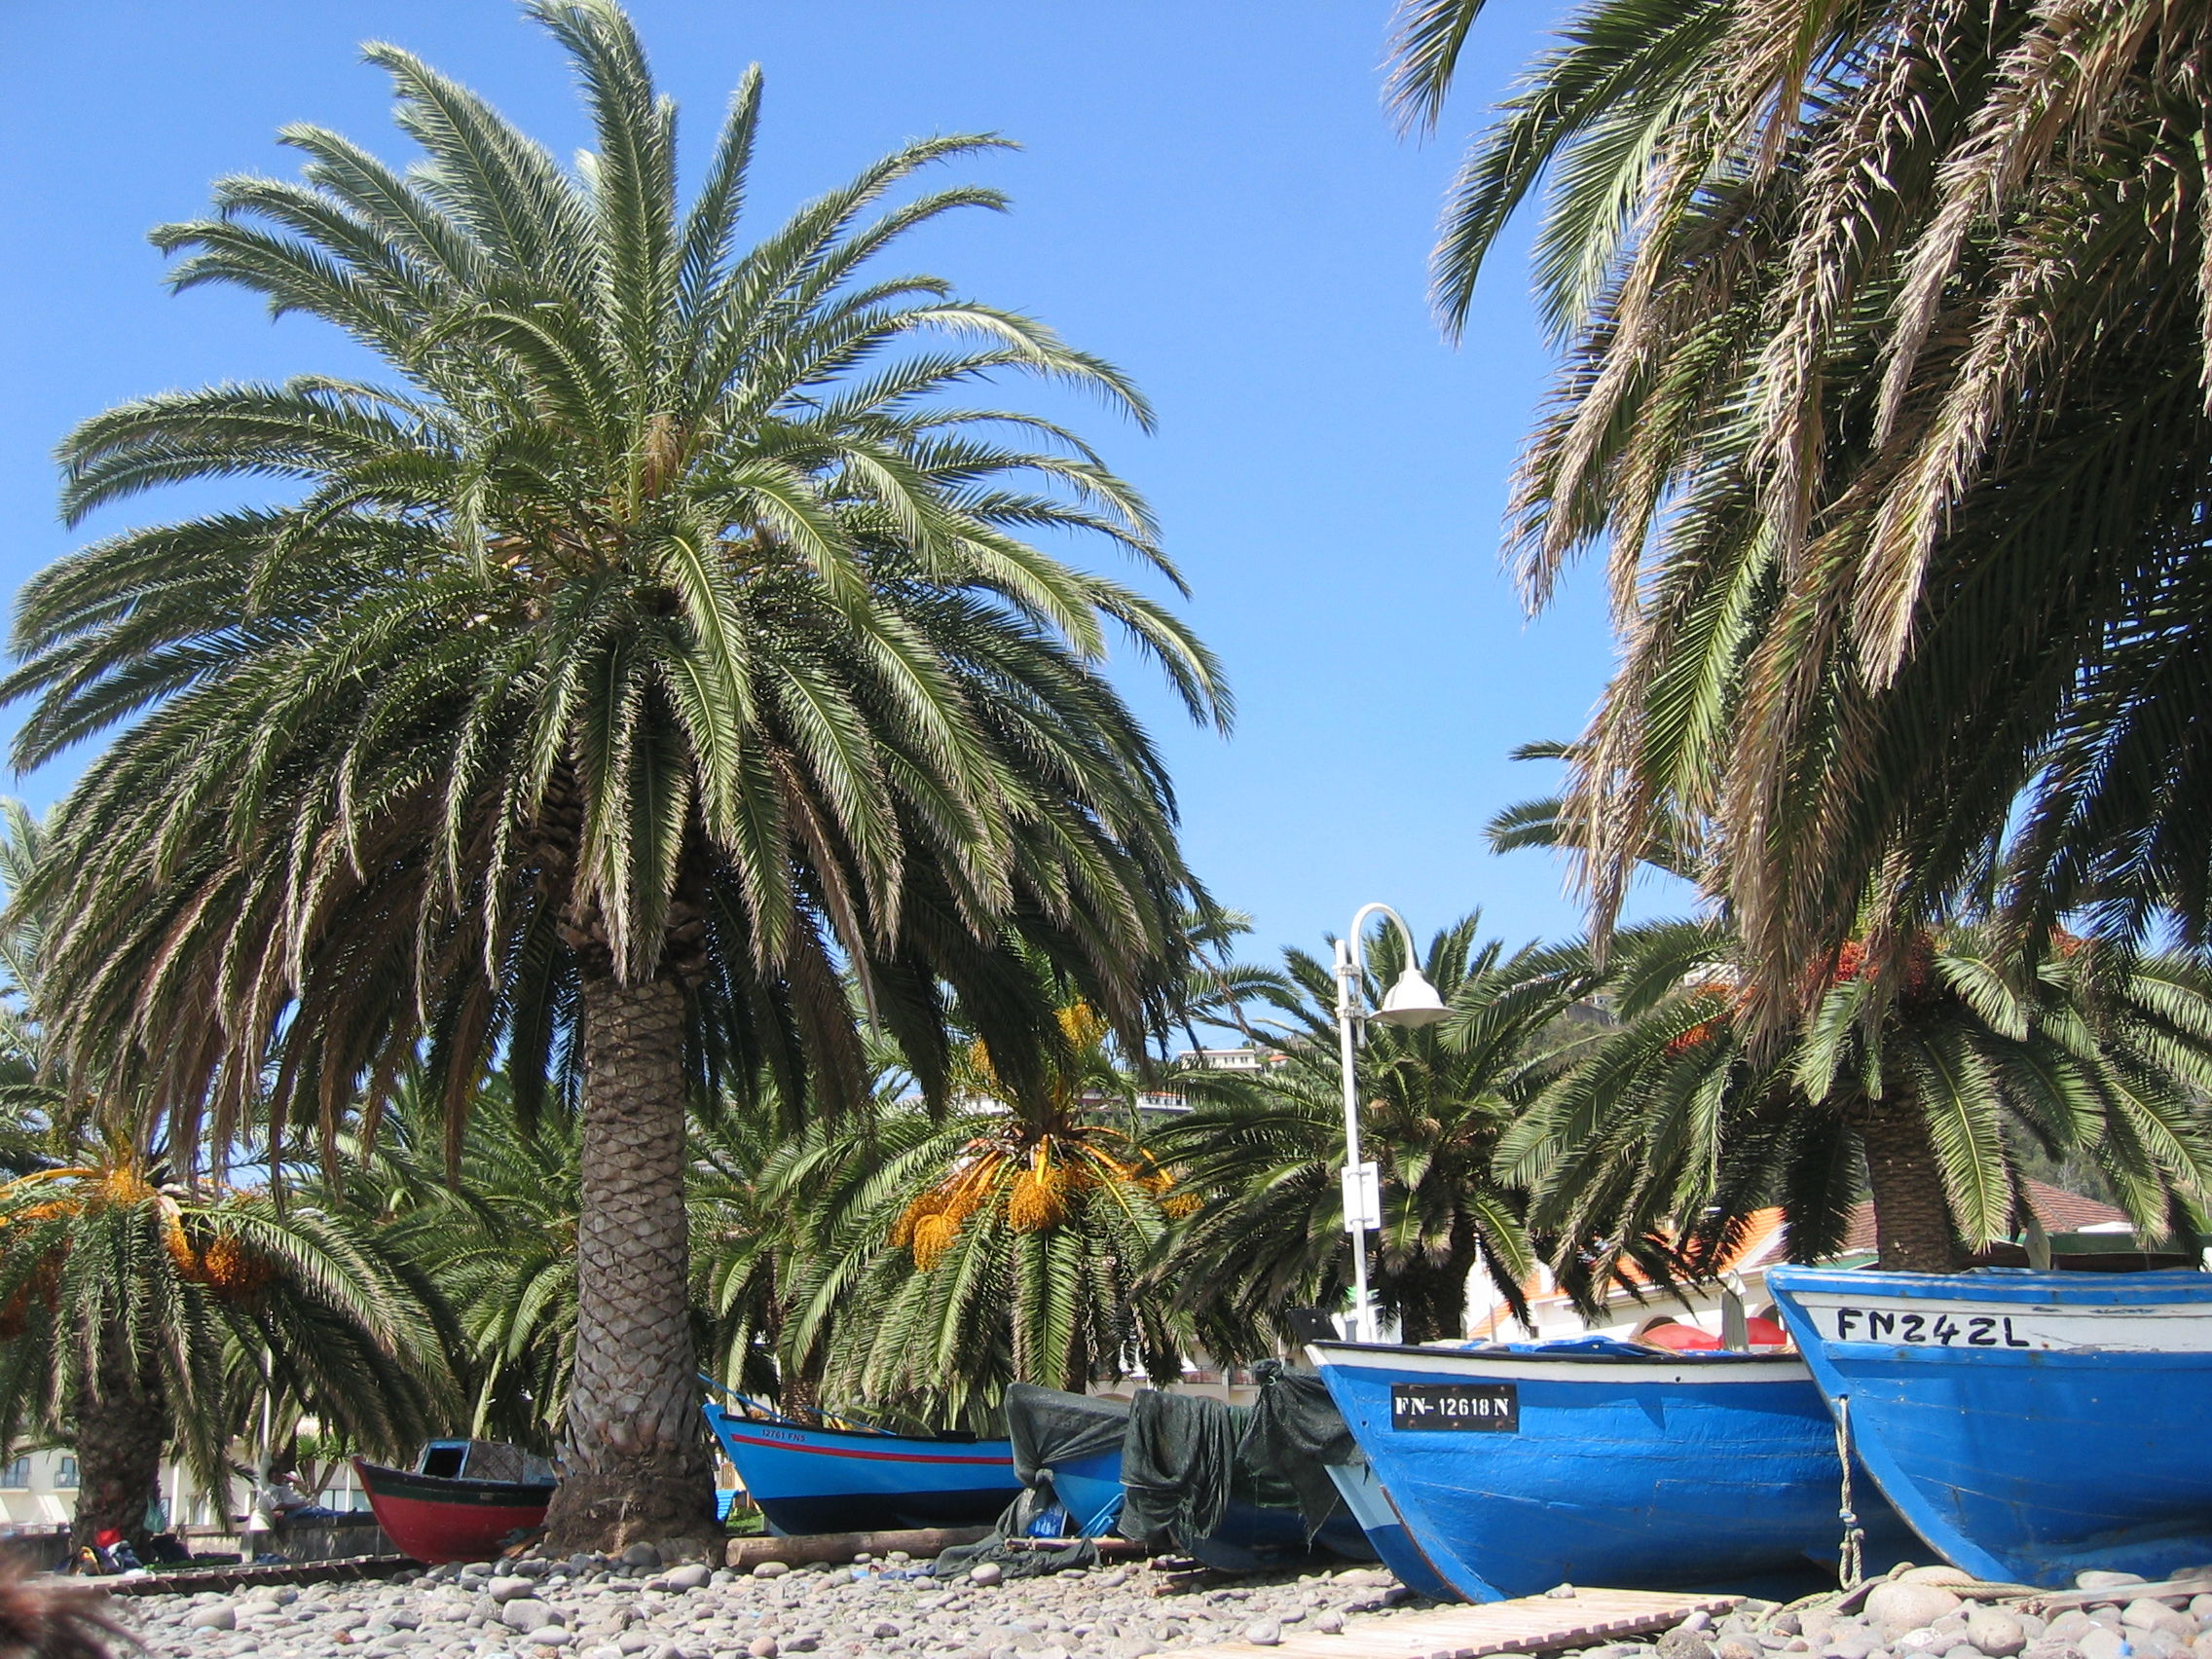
[{"left": 0, "top": 0, "right": 1681, "bottom": 970}]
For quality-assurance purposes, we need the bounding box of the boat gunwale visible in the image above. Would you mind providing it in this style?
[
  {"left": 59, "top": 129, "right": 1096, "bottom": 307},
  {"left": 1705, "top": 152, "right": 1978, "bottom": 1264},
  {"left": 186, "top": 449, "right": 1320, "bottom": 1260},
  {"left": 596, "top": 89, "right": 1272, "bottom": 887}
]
[
  {"left": 1308, "top": 1340, "right": 1811, "bottom": 1384},
  {"left": 351, "top": 1456, "right": 555, "bottom": 1503},
  {"left": 1766, "top": 1264, "right": 2212, "bottom": 1311},
  {"left": 702, "top": 1401, "right": 1006, "bottom": 1452}
]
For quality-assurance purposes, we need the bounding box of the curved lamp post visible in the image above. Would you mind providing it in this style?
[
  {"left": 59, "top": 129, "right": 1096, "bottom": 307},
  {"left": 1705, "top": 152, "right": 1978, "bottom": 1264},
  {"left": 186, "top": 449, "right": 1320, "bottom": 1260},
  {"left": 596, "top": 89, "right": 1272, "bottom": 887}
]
[{"left": 1335, "top": 903, "right": 1450, "bottom": 1343}]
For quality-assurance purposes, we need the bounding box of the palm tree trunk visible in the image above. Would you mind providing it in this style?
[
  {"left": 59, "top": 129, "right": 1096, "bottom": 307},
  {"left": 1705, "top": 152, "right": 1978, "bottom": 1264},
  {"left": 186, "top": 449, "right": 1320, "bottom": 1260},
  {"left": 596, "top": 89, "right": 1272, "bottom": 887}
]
[
  {"left": 1845, "top": 1088, "right": 1960, "bottom": 1273},
  {"left": 1387, "top": 1256, "right": 1471, "bottom": 1346},
  {"left": 70, "top": 1336, "right": 166, "bottom": 1552},
  {"left": 541, "top": 967, "right": 713, "bottom": 1552}
]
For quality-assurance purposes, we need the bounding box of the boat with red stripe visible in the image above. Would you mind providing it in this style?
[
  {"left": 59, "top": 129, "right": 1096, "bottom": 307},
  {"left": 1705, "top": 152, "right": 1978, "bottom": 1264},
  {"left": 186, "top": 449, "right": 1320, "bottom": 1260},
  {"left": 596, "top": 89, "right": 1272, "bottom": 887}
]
[
  {"left": 704, "top": 1397, "right": 1020, "bottom": 1535},
  {"left": 353, "top": 1441, "right": 556, "bottom": 1565}
]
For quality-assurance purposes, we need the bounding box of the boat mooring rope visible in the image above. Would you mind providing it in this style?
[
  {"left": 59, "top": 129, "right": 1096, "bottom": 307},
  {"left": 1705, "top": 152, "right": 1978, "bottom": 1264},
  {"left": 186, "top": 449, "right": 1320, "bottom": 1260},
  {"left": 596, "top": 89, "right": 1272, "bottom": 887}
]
[{"left": 1834, "top": 1394, "right": 1864, "bottom": 1590}]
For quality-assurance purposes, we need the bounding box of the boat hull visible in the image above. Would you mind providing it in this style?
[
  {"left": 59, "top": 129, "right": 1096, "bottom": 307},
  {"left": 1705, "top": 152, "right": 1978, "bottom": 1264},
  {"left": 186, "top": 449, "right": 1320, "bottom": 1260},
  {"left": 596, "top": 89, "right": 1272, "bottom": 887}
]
[
  {"left": 1766, "top": 1266, "right": 2212, "bottom": 1586},
  {"left": 352, "top": 1458, "right": 553, "bottom": 1565},
  {"left": 1323, "top": 1457, "right": 1456, "bottom": 1600},
  {"left": 1310, "top": 1342, "right": 1904, "bottom": 1602},
  {"left": 704, "top": 1404, "right": 1022, "bottom": 1536}
]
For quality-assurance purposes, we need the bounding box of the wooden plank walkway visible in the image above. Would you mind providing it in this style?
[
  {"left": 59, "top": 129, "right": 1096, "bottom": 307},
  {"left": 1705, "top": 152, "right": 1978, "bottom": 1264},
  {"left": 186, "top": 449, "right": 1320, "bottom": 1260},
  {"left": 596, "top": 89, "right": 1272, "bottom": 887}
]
[{"left": 1177, "top": 1588, "right": 1742, "bottom": 1659}]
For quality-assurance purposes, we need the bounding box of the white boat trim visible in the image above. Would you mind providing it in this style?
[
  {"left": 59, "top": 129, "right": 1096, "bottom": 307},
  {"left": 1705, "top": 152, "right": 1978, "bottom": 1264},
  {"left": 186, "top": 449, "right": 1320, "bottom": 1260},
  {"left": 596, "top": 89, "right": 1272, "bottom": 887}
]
[
  {"left": 1779, "top": 1288, "right": 2212, "bottom": 1355},
  {"left": 1308, "top": 1342, "right": 1812, "bottom": 1386}
]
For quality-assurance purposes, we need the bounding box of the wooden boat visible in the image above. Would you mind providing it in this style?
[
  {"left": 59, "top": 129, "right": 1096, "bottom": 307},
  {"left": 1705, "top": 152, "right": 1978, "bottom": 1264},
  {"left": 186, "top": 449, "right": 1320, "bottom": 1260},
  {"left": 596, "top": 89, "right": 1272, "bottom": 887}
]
[
  {"left": 1767, "top": 1265, "right": 2212, "bottom": 1586},
  {"left": 352, "top": 1441, "right": 555, "bottom": 1565},
  {"left": 1309, "top": 1337, "right": 1910, "bottom": 1602},
  {"left": 1005, "top": 1384, "right": 1374, "bottom": 1572},
  {"left": 703, "top": 1399, "right": 1022, "bottom": 1536},
  {"left": 1323, "top": 1456, "right": 1456, "bottom": 1600}
]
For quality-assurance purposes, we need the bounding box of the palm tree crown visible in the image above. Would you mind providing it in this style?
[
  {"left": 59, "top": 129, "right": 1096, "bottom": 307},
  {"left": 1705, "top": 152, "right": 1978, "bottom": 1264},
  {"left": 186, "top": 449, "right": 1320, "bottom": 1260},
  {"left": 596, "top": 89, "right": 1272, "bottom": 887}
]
[
  {"left": 1157, "top": 916, "right": 1601, "bottom": 1346},
  {"left": 1388, "top": 0, "right": 2212, "bottom": 992}
]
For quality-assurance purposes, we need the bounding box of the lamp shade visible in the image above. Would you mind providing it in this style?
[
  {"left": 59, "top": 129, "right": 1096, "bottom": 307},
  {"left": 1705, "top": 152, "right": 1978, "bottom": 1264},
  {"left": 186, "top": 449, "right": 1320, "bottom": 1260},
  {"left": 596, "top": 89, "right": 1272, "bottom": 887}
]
[{"left": 1373, "top": 966, "right": 1451, "bottom": 1027}]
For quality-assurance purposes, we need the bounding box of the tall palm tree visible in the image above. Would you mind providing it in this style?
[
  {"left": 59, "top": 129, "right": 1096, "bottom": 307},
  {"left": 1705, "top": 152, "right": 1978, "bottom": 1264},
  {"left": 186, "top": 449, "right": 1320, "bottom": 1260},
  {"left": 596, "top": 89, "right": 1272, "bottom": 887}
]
[
  {"left": 1155, "top": 916, "right": 1603, "bottom": 1346},
  {"left": 1386, "top": 0, "right": 2212, "bottom": 996},
  {"left": 5, "top": 2, "right": 1224, "bottom": 1545},
  {"left": 0, "top": 1140, "right": 453, "bottom": 1551},
  {"left": 1490, "top": 795, "right": 2212, "bottom": 1273}
]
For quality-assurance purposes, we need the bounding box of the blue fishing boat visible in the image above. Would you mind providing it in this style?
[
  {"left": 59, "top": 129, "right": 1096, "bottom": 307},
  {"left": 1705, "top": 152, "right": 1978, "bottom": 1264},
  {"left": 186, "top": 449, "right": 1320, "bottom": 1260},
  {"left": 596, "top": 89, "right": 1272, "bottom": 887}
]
[
  {"left": 1310, "top": 1337, "right": 1908, "bottom": 1602},
  {"left": 1004, "top": 1384, "right": 1374, "bottom": 1571},
  {"left": 1322, "top": 1456, "right": 1456, "bottom": 1601},
  {"left": 703, "top": 1399, "right": 1023, "bottom": 1535},
  {"left": 1766, "top": 1265, "right": 2212, "bottom": 1587}
]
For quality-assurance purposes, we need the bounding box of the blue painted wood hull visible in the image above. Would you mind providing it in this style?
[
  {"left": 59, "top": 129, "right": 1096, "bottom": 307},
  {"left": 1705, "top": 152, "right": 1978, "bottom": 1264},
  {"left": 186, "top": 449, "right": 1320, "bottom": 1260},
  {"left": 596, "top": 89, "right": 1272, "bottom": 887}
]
[
  {"left": 1323, "top": 1457, "right": 1457, "bottom": 1601},
  {"left": 1766, "top": 1266, "right": 2212, "bottom": 1587},
  {"left": 1051, "top": 1450, "right": 1377, "bottom": 1571},
  {"left": 1311, "top": 1341, "right": 1910, "bottom": 1602},
  {"left": 703, "top": 1402, "right": 1022, "bottom": 1536}
]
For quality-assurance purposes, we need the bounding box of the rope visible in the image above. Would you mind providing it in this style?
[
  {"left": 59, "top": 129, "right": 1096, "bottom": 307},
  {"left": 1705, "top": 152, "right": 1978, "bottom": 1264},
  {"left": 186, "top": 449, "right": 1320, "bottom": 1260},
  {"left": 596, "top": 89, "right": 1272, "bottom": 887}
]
[{"left": 1834, "top": 1394, "right": 1865, "bottom": 1591}]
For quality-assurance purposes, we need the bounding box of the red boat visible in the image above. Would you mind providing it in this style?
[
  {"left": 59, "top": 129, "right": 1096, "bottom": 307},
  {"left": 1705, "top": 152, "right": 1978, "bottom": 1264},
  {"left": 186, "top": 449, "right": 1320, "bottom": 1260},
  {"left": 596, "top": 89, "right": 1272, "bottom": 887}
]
[{"left": 353, "top": 1441, "right": 556, "bottom": 1565}]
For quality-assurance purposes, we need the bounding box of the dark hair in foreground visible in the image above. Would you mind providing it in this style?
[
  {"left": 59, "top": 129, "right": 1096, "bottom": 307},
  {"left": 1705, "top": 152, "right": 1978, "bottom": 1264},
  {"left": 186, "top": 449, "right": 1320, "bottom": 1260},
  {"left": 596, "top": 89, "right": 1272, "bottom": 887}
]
[{"left": 0, "top": 1573, "right": 129, "bottom": 1659}]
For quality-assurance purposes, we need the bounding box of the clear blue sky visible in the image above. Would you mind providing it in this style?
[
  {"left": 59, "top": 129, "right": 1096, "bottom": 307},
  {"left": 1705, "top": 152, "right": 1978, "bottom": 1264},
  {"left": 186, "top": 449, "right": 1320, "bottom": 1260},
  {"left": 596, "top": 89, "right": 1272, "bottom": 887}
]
[{"left": 0, "top": 0, "right": 1682, "bottom": 969}]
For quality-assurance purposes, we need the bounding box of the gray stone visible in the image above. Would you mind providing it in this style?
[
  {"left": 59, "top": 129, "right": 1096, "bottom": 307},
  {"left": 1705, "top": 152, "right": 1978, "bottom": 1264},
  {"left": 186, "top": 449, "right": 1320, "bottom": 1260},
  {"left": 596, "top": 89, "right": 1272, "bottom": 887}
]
[
  {"left": 746, "top": 1641, "right": 777, "bottom": 1658},
  {"left": 530, "top": 1635, "right": 574, "bottom": 1650},
  {"left": 1244, "top": 1625, "right": 1282, "bottom": 1648},
  {"left": 2021, "top": 1644, "right": 2083, "bottom": 1659},
  {"left": 970, "top": 1565, "right": 1005, "bottom": 1588},
  {"left": 751, "top": 1565, "right": 790, "bottom": 1582},
  {"left": 1939, "top": 1646, "right": 1980, "bottom": 1659},
  {"left": 2048, "top": 1618, "right": 2099, "bottom": 1645},
  {"left": 624, "top": 1547, "right": 664, "bottom": 1572},
  {"left": 1967, "top": 1613, "right": 2028, "bottom": 1658},
  {"left": 1315, "top": 1612, "right": 1345, "bottom": 1636},
  {"left": 2078, "top": 1631, "right": 2127, "bottom": 1659},
  {"left": 2080, "top": 1575, "right": 2152, "bottom": 1595},
  {"left": 2193, "top": 1637, "right": 2212, "bottom": 1659},
  {"left": 1660, "top": 1638, "right": 1714, "bottom": 1659},
  {"left": 665, "top": 1567, "right": 712, "bottom": 1595},
  {"left": 1720, "top": 1640, "right": 1763, "bottom": 1659},
  {"left": 1827, "top": 1637, "right": 1881, "bottom": 1659},
  {"left": 187, "top": 1608, "right": 238, "bottom": 1633},
  {"left": 1868, "top": 1586, "right": 1966, "bottom": 1643},
  {"left": 503, "top": 1604, "right": 559, "bottom": 1635},
  {"left": 2133, "top": 1633, "right": 2183, "bottom": 1659},
  {"left": 2125, "top": 1604, "right": 2195, "bottom": 1640},
  {"left": 492, "top": 1581, "right": 540, "bottom": 1605}
]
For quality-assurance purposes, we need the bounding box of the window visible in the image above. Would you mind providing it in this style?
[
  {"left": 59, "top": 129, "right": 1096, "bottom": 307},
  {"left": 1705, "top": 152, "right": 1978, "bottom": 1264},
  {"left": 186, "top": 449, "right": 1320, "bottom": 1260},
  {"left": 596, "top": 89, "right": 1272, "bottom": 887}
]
[
  {"left": 54, "top": 1457, "right": 77, "bottom": 1490},
  {"left": 0, "top": 1458, "right": 27, "bottom": 1490}
]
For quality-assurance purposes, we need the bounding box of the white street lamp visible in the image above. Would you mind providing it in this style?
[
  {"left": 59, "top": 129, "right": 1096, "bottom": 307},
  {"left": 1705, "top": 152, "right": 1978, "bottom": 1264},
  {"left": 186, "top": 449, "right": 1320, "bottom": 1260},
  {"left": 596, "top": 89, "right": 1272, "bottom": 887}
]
[{"left": 1335, "top": 903, "right": 1450, "bottom": 1343}]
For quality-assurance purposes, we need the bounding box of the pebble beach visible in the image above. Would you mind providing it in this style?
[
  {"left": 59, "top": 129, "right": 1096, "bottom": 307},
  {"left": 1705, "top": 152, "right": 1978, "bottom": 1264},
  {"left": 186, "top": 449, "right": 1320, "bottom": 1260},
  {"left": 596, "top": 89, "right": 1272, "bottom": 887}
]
[
  {"left": 106, "top": 1553, "right": 2212, "bottom": 1659},
  {"left": 113, "top": 1550, "right": 1419, "bottom": 1659}
]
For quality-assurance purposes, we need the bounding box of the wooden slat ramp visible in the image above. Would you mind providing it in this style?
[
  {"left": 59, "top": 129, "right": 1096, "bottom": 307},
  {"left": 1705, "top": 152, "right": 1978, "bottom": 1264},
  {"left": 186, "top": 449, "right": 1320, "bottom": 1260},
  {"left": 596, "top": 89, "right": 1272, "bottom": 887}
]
[{"left": 1180, "top": 1588, "right": 1742, "bottom": 1659}]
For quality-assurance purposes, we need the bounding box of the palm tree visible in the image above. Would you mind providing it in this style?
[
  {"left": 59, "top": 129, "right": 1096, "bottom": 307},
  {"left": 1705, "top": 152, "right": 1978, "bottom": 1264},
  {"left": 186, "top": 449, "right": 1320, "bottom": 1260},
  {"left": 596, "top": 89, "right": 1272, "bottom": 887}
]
[
  {"left": 0, "top": 1140, "right": 453, "bottom": 1551},
  {"left": 1154, "top": 916, "right": 1602, "bottom": 1346},
  {"left": 5, "top": 2, "right": 1224, "bottom": 1546},
  {"left": 320, "top": 1077, "right": 580, "bottom": 1451},
  {"left": 766, "top": 997, "right": 1199, "bottom": 1429},
  {"left": 0, "top": 804, "right": 96, "bottom": 1176},
  {"left": 1490, "top": 796, "right": 2212, "bottom": 1273},
  {"left": 1385, "top": 0, "right": 2212, "bottom": 995}
]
